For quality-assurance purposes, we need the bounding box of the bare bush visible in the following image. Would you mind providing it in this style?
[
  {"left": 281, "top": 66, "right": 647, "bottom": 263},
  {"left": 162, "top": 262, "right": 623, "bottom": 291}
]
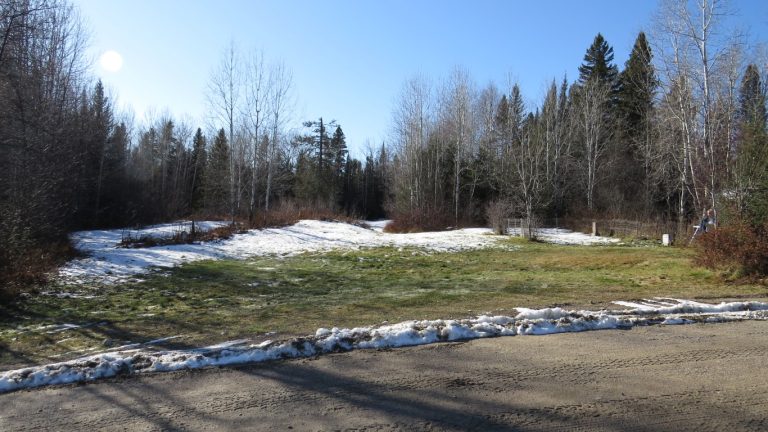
[
  {"left": 694, "top": 221, "right": 768, "bottom": 278},
  {"left": 486, "top": 200, "right": 514, "bottom": 235}
]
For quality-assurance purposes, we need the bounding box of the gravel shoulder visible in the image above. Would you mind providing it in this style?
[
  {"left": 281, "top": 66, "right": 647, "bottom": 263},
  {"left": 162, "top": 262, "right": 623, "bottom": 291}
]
[{"left": 2, "top": 321, "right": 768, "bottom": 431}]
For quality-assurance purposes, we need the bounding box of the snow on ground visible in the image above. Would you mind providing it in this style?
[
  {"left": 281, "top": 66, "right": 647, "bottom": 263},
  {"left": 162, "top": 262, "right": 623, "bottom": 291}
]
[
  {"left": 2, "top": 298, "right": 767, "bottom": 393},
  {"left": 59, "top": 219, "right": 618, "bottom": 285},
  {"left": 529, "top": 228, "right": 622, "bottom": 245}
]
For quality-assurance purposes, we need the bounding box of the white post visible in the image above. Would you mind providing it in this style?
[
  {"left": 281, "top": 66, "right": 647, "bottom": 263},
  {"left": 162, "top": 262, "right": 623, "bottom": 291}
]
[{"left": 662, "top": 233, "right": 670, "bottom": 246}]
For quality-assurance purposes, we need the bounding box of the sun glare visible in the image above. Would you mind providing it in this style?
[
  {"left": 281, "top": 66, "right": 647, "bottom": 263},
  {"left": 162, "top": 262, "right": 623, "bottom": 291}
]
[{"left": 99, "top": 50, "right": 123, "bottom": 73}]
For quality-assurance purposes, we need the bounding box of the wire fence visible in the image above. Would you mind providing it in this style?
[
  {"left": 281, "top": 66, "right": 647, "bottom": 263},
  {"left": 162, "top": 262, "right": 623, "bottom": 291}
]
[{"left": 506, "top": 217, "right": 691, "bottom": 244}]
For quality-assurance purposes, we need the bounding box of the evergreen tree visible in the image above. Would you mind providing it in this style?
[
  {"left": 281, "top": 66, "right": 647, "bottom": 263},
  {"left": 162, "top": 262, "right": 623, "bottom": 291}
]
[
  {"left": 615, "top": 32, "right": 658, "bottom": 215},
  {"left": 190, "top": 128, "right": 207, "bottom": 212},
  {"left": 494, "top": 95, "right": 510, "bottom": 138},
  {"left": 330, "top": 126, "right": 348, "bottom": 180},
  {"left": 617, "top": 32, "right": 656, "bottom": 137},
  {"left": 78, "top": 80, "right": 115, "bottom": 227},
  {"left": 578, "top": 33, "right": 619, "bottom": 87},
  {"left": 300, "top": 118, "right": 339, "bottom": 206},
  {"left": 739, "top": 65, "right": 767, "bottom": 127},
  {"left": 205, "top": 128, "right": 231, "bottom": 215},
  {"left": 302, "top": 117, "right": 336, "bottom": 178},
  {"left": 736, "top": 64, "right": 768, "bottom": 223},
  {"left": 509, "top": 84, "right": 526, "bottom": 144},
  {"left": 293, "top": 149, "right": 317, "bottom": 204},
  {"left": 493, "top": 85, "right": 525, "bottom": 196},
  {"left": 98, "top": 121, "right": 129, "bottom": 226}
]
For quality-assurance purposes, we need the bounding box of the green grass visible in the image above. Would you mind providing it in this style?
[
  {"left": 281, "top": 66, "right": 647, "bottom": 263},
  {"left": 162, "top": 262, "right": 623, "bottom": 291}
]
[{"left": 1, "top": 239, "right": 766, "bottom": 369}]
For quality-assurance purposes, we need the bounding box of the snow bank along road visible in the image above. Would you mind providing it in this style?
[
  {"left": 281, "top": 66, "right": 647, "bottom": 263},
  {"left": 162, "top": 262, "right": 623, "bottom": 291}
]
[
  {"left": 2, "top": 319, "right": 767, "bottom": 431},
  {"left": 59, "top": 219, "right": 619, "bottom": 284},
  {"left": 2, "top": 299, "right": 767, "bottom": 393}
]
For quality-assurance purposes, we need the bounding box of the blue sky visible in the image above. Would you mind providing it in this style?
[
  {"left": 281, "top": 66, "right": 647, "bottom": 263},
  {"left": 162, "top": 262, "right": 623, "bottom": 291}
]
[{"left": 77, "top": 0, "right": 768, "bottom": 157}]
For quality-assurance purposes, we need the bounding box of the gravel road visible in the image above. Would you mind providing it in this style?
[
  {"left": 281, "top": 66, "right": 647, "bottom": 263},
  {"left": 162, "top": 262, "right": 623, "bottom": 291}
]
[{"left": 2, "top": 321, "right": 767, "bottom": 431}]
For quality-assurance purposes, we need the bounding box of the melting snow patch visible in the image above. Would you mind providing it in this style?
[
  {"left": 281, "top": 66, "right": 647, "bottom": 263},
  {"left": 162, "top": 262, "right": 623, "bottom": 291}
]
[
  {"left": 2, "top": 298, "right": 767, "bottom": 393},
  {"left": 58, "top": 220, "right": 619, "bottom": 285}
]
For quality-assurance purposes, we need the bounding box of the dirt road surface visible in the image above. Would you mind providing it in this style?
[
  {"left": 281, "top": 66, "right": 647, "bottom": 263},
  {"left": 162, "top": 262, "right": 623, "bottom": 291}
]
[{"left": 2, "top": 321, "right": 768, "bottom": 431}]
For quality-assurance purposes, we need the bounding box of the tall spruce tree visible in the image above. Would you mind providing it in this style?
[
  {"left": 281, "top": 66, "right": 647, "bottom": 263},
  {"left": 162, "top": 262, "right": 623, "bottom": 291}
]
[
  {"left": 190, "top": 128, "right": 207, "bottom": 212},
  {"left": 578, "top": 33, "right": 619, "bottom": 87},
  {"left": 330, "top": 126, "right": 348, "bottom": 180},
  {"left": 205, "top": 128, "right": 231, "bottom": 215},
  {"left": 739, "top": 65, "right": 767, "bottom": 127},
  {"left": 98, "top": 121, "right": 129, "bottom": 226},
  {"left": 615, "top": 32, "right": 657, "bottom": 215},
  {"left": 617, "top": 32, "right": 656, "bottom": 137},
  {"left": 736, "top": 64, "right": 768, "bottom": 222},
  {"left": 330, "top": 126, "right": 348, "bottom": 205}
]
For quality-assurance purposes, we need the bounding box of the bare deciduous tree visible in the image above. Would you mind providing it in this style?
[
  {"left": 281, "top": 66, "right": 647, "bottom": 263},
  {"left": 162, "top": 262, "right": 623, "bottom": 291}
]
[
  {"left": 207, "top": 41, "right": 242, "bottom": 221},
  {"left": 265, "top": 61, "right": 293, "bottom": 211},
  {"left": 574, "top": 79, "right": 612, "bottom": 211},
  {"left": 243, "top": 50, "right": 266, "bottom": 220}
]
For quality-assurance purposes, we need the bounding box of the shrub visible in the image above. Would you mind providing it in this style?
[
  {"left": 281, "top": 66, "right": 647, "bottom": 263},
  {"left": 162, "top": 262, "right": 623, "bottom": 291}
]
[
  {"left": 118, "top": 223, "right": 245, "bottom": 249},
  {"left": 694, "top": 221, "right": 768, "bottom": 278},
  {"left": 485, "top": 200, "right": 514, "bottom": 235},
  {"left": 249, "top": 200, "right": 364, "bottom": 230},
  {"left": 384, "top": 209, "right": 455, "bottom": 233},
  {"left": 0, "top": 241, "right": 79, "bottom": 301}
]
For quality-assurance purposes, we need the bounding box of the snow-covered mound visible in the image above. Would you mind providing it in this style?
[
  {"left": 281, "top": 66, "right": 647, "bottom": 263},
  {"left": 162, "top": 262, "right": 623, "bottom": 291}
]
[
  {"left": 59, "top": 219, "right": 618, "bottom": 285},
  {"left": 2, "top": 298, "right": 766, "bottom": 393}
]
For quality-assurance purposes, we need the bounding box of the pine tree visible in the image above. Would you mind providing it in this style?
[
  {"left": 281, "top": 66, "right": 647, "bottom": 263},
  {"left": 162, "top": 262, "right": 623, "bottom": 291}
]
[
  {"left": 578, "top": 33, "right": 619, "bottom": 87},
  {"left": 300, "top": 117, "right": 339, "bottom": 206}
]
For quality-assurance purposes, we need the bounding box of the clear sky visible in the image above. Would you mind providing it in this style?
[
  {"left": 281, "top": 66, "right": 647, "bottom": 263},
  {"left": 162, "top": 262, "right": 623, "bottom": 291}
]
[{"left": 76, "top": 0, "right": 768, "bottom": 157}]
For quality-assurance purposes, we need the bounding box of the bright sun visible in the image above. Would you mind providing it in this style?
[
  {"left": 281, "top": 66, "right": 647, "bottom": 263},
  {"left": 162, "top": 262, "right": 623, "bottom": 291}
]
[{"left": 99, "top": 50, "right": 123, "bottom": 73}]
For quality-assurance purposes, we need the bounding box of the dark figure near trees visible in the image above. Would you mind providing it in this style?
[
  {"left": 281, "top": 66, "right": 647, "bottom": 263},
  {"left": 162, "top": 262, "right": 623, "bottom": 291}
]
[{"left": 698, "top": 209, "right": 716, "bottom": 233}]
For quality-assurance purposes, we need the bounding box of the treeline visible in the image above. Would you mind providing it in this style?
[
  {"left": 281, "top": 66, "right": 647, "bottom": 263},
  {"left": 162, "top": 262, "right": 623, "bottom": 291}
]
[
  {"left": 0, "top": 0, "right": 390, "bottom": 287},
  {"left": 388, "top": 6, "right": 768, "bottom": 234},
  {"left": 3, "top": 0, "right": 768, "bottom": 287}
]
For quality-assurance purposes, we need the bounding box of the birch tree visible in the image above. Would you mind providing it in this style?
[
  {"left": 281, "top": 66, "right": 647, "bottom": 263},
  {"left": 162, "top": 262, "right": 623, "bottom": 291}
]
[
  {"left": 243, "top": 50, "right": 266, "bottom": 220},
  {"left": 207, "top": 41, "right": 242, "bottom": 221},
  {"left": 440, "top": 67, "right": 475, "bottom": 224},
  {"left": 265, "top": 61, "right": 293, "bottom": 211},
  {"left": 574, "top": 79, "right": 612, "bottom": 211},
  {"left": 391, "top": 75, "right": 432, "bottom": 214},
  {"left": 655, "top": 0, "right": 737, "bottom": 216}
]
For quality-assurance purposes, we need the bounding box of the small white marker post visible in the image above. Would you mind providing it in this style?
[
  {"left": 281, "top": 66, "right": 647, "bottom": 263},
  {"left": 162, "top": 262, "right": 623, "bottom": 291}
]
[{"left": 662, "top": 233, "right": 670, "bottom": 246}]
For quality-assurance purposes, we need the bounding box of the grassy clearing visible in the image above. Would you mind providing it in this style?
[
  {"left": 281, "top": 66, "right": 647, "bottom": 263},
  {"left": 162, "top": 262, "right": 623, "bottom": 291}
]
[{"left": 1, "top": 239, "right": 766, "bottom": 370}]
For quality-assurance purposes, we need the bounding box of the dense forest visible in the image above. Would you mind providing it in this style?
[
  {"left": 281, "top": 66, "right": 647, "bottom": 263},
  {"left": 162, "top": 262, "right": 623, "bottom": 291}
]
[{"left": 2, "top": 0, "right": 767, "bottom": 286}]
